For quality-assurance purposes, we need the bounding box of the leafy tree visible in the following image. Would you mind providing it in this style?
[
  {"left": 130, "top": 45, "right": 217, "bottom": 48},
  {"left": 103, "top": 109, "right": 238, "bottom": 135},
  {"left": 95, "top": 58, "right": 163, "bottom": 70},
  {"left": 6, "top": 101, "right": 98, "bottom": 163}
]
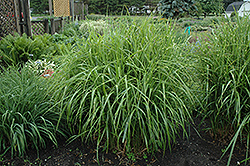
[
  {"left": 30, "top": 0, "right": 49, "bottom": 14},
  {"left": 145, "top": 0, "right": 159, "bottom": 11},
  {"left": 159, "top": 0, "right": 197, "bottom": 18},
  {"left": 88, "top": 0, "right": 148, "bottom": 15},
  {"left": 195, "top": 0, "right": 224, "bottom": 17},
  {"left": 89, "top": 0, "right": 107, "bottom": 14}
]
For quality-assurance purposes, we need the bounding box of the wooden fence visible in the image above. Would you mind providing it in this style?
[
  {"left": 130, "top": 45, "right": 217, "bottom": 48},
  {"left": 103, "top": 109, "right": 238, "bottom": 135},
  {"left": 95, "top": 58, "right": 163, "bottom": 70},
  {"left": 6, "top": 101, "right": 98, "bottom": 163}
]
[
  {"left": 31, "top": 15, "right": 83, "bottom": 36},
  {"left": 0, "top": 0, "right": 19, "bottom": 38},
  {"left": 1, "top": 0, "right": 86, "bottom": 38}
]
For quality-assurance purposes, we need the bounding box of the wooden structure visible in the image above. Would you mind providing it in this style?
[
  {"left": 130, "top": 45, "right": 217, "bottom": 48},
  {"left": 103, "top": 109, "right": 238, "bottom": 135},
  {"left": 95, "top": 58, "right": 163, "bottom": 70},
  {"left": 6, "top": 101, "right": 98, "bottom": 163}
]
[
  {"left": 74, "top": 1, "right": 85, "bottom": 19},
  {"left": 31, "top": 19, "right": 49, "bottom": 35},
  {"left": 53, "top": 0, "right": 70, "bottom": 17},
  {"left": 0, "top": 0, "right": 19, "bottom": 38},
  {"left": 1, "top": 0, "right": 85, "bottom": 38},
  {"left": 0, "top": 0, "right": 32, "bottom": 37}
]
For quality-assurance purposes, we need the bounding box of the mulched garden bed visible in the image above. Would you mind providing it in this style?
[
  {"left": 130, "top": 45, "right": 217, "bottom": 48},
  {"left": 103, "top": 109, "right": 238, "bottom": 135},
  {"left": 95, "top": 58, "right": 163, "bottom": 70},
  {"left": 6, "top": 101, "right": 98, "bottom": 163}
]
[{"left": 0, "top": 118, "right": 248, "bottom": 166}]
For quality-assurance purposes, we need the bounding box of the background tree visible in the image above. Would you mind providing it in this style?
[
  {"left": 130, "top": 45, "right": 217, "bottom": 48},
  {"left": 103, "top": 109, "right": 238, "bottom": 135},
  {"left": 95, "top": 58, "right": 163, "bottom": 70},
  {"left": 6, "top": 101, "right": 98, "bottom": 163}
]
[
  {"left": 195, "top": 0, "right": 224, "bottom": 17},
  {"left": 159, "top": 0, "right": 197, "bottom": 18},
  {"left": 88, "top": 0, "right": 107, "bottom": 14},
  {"left": 88, "top": 0, "right": 148, "bottom": 15},
  {"left": 30, "top": 0, "right": 49, "bottom": 14},
  {"left": 144, "top": 0, "right": 159, "bottom": 14}
]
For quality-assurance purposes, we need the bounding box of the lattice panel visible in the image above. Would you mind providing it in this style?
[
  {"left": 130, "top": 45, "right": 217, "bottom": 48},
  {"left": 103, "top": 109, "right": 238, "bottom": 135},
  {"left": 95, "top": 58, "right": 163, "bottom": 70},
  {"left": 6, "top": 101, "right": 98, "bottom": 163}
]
[
  {"left": 53, "top": 0, "right": 70, "bottom": 17},
  {"left": 32, "top": 22, "right": 45, "bottom": 35},
  {"left": 0, "top": 0, "right": 18, "bottom": 38}
]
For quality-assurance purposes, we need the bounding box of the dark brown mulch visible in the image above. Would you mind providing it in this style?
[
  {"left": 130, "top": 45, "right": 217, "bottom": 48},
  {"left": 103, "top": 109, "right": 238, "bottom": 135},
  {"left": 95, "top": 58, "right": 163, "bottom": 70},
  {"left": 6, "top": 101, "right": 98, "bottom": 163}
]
[{"left": 0, "top": 119, "right": 248, "bottom": 166}]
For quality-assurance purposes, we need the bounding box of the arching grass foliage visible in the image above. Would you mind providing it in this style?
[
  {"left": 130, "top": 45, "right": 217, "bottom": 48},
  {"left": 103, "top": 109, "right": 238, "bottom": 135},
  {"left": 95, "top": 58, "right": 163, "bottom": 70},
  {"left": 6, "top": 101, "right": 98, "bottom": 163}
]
[
  {"left": 51, "top": 17, "right": 196, "bottom": 154},
  {"left": 0, "top": 67, "right": 64, "bottom": 157}
]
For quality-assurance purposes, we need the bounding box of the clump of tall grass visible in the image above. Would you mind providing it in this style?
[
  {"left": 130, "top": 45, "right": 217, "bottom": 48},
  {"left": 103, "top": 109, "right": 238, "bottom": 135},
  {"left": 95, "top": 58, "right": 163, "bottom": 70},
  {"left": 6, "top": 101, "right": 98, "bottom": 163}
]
[
  {"left": 0, "top": 67, "right": 64, "bottom": 157},
  {"left": 79, "top": 20, "right": 108, "bottom": 36},
  {"left": 53, "top": 17, "right": 196, "bottom": 155},
  {"left": 194, "top": 15, "right": 250, "bottom": 165}
]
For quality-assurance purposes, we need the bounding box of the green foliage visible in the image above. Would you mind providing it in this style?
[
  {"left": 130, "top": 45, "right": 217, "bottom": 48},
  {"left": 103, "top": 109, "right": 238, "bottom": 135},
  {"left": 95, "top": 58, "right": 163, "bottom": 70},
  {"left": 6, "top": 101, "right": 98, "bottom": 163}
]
[
  {"left": 193, "top": 1, "right": 204, "bottom": 17},
  {"left": 25, "top": 59, "right": 56, "bottom": 76},
  {"left": 3, "top": 14, "right": 250, "bottom": 166},
  {"left": 86, "top": 14, "right": 106, "bottom": 21},
  {"left": 195, "top": 0, "right": 224, "bottom": 17},
  {"left": 51, "top": 21, "right": 91, "bottom": 47},
  {"left": 159, "top": 0, "right": 197, "bottom": 18},
  {"left": 52, "top": 17, "right": 195, "bottom": 155},
  {"left": 79, "top": 20, "right": 108, "bottom": 36},
  {"left": 0, "top": 67, "right": 64, "bottom": 157},
  {"left": 61, "top": 22, "right": 82, "bottom": 37},
  {"left": 176, "top": 16, "right": 225, "bottom": 30},
  {"left": 30, "top": 0, "right": 49, "bottom": 14},
  {"left": 88, "top": 0, "right": 157, "bottom": 15},
  {"left": 192, "top": 15, "right": 250, "bottom": 165},
  {"left": 0, "top": 33, "right": 58, "bottom": 67}
]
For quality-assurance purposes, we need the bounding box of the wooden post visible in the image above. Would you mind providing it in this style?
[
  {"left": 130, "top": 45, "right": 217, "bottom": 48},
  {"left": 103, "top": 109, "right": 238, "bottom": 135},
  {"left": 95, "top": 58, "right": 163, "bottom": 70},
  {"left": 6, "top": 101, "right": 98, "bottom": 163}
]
[
  {"left": 82, "top": 2, "right": 85, "bottom": 20},
  {"left": 60, "top": 17, "right": 63, "bottom": 31},
  {"left": 23, "top": 0, "right": 32, "bottom": 36},
  {"left": 44, "top": 19, "right": 49, "bottom": 34},
  {"left": 51, "top": 18, "right": 55, "bottom": 35},
  {"left": 18, "top": 0, "right": 24, "bottom": 34},
  {"left": 71, "top": 0, "right": 74, "bottom": 22},
  {"left": 49, "top": 0, "right": 53, "bottom": 17},
  {"left": 14, "top": 0, "right": 21, "bottom": 34},
  {"left": 85, "top": 4, "right": 88, "bottom": 15}
]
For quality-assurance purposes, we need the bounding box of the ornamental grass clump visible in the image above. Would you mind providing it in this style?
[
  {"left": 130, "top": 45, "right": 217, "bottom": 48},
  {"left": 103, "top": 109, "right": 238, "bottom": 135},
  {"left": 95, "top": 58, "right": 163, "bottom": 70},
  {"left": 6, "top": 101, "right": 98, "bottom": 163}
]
[
  {"left": 53, "top": 17, "right": 196, "bottom": 155},
  {"left": 193, "top": 16, "right": 250, "bottom": 165},
  {"left": 79, "top": 20, "right": 108, "bottom": 36},
  {"left": 0, "top": 67, "right": 64, "bottom": 157}
]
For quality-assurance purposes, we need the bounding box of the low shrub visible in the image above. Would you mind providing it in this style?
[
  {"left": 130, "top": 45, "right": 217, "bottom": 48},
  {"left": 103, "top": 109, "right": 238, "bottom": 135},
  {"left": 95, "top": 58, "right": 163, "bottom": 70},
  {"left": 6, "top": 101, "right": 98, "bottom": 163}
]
[
  {"left": 52, "top": 22, "right": 89, "bottom": 45},
  {"left": 0, "top": 33, "right": 59, "bottom": 67}
]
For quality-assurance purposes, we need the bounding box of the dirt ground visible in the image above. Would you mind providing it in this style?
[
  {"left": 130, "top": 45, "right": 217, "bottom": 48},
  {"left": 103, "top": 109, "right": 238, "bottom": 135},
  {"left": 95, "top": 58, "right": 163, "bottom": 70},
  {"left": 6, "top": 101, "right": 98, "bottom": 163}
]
[{"left": 1, "top": 119, "right": 249, "bottom": 166}]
